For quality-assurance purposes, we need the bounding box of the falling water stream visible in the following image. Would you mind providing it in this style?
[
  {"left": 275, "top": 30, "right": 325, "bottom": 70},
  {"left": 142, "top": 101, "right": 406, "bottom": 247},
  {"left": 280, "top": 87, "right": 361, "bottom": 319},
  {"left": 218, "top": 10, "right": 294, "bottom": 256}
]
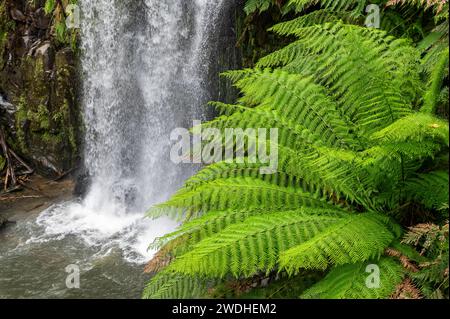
[{"left": 0, "top": 0, "right": 227, "bottom": 298}]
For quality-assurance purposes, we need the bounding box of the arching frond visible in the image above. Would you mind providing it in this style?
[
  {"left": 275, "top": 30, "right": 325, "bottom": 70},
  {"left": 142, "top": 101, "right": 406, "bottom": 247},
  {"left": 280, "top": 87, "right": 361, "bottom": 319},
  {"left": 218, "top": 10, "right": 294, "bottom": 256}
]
[
  {"left": 167, "top": 210, "right": 346, "bottom": 278},
  {"left": 267, "top": 9, "right": 362, "bottom": 36},
  {"left": 422, "top": 48, "right": 449, "bottom": 114},
  {"left": 301, "top": 257, "right": 405, "bottom": 299},
  {"left": 403, "top": 171, "right": 449, "bottom": 209},
  {"left": 143, "top": 271, "right": 210, "bottom": 299},
  {"left": 370, "top": 113, "right": 449, "bottom": 147},
  {"left": 233, "top": 69, "right": 356, "bottom": 148},
  {"left": 148, "top": 177, "right": 331, "bottom": 220},
  {"left": 279, "top": 213, "right": 397, "bottom": 272}
]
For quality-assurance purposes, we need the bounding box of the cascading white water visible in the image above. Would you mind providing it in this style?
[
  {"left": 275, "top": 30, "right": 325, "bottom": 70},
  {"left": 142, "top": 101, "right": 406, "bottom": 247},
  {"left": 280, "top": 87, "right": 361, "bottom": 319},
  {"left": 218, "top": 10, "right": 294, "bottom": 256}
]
[{"left": 32, "top": 0, "right": 225, "bottom": 263}]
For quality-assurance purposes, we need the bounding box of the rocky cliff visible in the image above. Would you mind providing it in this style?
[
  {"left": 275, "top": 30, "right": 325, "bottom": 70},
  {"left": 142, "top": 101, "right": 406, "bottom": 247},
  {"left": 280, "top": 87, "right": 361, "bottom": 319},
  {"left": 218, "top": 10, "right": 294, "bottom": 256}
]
[{"left": 0, "top": 0, "right": 81, "bottom": 177}]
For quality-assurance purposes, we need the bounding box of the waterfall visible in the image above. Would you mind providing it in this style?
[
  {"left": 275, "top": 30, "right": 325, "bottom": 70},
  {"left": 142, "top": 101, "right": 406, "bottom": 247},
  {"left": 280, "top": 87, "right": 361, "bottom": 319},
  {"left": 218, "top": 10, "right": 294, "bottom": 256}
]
[{"left": 33, "top": 0, "right": 225, "bottom": 263}]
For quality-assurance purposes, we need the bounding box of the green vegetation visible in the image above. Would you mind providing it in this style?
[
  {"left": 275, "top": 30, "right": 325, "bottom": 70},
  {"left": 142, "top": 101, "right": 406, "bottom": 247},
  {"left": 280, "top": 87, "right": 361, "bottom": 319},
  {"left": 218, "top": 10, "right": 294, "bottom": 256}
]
[
  {"left": 42, "top": 0, "right": 79, "bottom": 48},
  {"left": 0, "top": 155, "right": 5, "bottom": 172},
  {"left": 1, "top": 1, "right": 82, "bottom": 175},
  {"left": 143, "top": 0, "right": 449, "bottom": 299},
  {"left": 13, "top": 55, "right": 79, "bottom": 161},
  {"left": 0, "top": 1, "right": 14, "bottom": 68}
]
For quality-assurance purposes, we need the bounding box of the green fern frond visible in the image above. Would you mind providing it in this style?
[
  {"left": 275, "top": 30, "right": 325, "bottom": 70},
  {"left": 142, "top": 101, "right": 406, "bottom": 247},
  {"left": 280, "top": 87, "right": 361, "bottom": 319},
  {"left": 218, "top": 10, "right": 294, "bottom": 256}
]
[
  {"left": 233, "top": 69, "right": 355, "bottom": 148},
  {"left": 266, "top": 23, "right": 420, "bottom": 136},
  {"left": 208, "top": 101, "right": 247, "bottom": 116},
  {"left": 200, "top": 104, "right": 323, "bottom": 151},
  {"left": 150, "top": 208, "right": 277, "bottom": 257},
  {"left": 403, "top": 171, "right": 449, "bottom": 209},
  {"left": 143, "top": 271, "right": 209, "bottom": 299},
  {"left": 256, "top": 41, "right": 310, "bottom": 68},
  {"left": 244, "top": 0, "right": 274, "bottom": 15},
  {"left": 287, "top": 0, "right": 366, "bottom": 13},
  {"left": 183, "top": 145, "right": 375, "bottom": 210},
  {"left": 152, "top": 207, "right": 349, "bottom": 262},
  {"left": 267, "top": 9, "right": 361, "bottom": 36},
  {"left": 371, "top": 113, "right": 449, "bottom": 147},
  {"left": 167, "top": 210, "right": 346, "bottom": 278},
  {"left": 301, "top": 257, "right": 405, "bottom": 299},
  {"left": 422, "top": 48, "right": 449, "bottom": 114},
  {"left": 364, "top": 142, "right": 442, "bottom": 166},
  {"left": 148, "top": 177, "right": 332, "bottom": 220},
  {"left": 279, "top": 213, "right": 397, "bottom": 273}
]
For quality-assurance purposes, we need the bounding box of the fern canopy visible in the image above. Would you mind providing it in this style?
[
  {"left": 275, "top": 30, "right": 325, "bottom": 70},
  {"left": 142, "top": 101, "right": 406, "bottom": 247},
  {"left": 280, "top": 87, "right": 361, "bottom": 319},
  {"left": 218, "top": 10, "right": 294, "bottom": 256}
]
[{"left": 143, "top": 0, "right": 449, "bottom": 300}]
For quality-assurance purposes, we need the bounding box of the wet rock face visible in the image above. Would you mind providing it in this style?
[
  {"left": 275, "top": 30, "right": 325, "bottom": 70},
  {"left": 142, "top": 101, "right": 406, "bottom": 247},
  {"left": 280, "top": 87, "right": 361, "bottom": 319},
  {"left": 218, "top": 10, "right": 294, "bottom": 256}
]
[
  {"left": 0, "top": 0, "right": 82, "bottom": 177},
  {"left": 0, "top": 214, "right": 7, "bottom": 229}
]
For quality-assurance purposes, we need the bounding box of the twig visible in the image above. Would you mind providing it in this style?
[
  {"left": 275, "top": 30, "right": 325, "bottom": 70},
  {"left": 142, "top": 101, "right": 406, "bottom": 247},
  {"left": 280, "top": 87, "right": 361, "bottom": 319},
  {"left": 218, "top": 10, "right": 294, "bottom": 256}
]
[
  {"left": 0, "top": 195, "right": 42, "bottom": 201},
  {"left": 9, "top": 148, "right": 33, "bottom": 174},
  {"left": 17, "top": 180, "right": 50, "bottom": 199},
  {"left": 0, "top": 128, "right": 17, "bottom": 190},
  {"left": 0, "top": 126, "right": 33, "bottom": 190}
]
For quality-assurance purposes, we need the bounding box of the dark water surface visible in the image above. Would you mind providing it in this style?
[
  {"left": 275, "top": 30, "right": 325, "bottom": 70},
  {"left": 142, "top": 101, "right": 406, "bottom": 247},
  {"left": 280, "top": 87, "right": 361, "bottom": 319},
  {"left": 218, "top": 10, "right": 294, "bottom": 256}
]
[{"left": 0, "top": 206, "right": 150, "bottom": 299}]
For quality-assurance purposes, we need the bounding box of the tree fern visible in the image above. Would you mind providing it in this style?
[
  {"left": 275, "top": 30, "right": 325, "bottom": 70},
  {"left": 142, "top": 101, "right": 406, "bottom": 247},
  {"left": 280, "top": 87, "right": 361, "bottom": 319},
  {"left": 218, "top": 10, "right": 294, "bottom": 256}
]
[
  {"left": 265, "top": 23, "right": 421, "bottom": 136},
  {"left": 144, "top": 3, "right": 449, "bottom": 299}
]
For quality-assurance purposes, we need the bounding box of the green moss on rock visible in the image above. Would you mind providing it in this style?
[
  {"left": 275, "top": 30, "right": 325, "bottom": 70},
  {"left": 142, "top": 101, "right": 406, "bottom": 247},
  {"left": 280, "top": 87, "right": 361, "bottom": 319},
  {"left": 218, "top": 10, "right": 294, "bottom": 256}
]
[
  {"left": 0, "top": 155, "right": 5, "bottom": 171},
  {"left": 1, "top": 0, "right": 82, "bottom": 176}
]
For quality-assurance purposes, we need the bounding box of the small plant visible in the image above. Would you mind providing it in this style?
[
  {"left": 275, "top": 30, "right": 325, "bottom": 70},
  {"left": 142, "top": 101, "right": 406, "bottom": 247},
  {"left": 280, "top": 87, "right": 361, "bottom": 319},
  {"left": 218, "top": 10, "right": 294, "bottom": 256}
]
[{"left": 43, "top": 0, "right": 79, "bottom": 48}]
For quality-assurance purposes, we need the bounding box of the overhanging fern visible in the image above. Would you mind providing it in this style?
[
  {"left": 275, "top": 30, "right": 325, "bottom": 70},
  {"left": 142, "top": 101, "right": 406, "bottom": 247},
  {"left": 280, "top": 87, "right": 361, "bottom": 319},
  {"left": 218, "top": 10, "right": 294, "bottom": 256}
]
[{"left": 143, "top": 1, "right": 449, "bottom": 300}]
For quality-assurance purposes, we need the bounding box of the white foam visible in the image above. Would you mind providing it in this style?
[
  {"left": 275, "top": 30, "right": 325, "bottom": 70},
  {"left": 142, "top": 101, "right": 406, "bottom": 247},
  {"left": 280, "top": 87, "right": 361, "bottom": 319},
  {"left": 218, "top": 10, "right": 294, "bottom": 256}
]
[
  {"left": 29, "top": 199, "right": 177, "bottom": 264},
  {"left": 26, "top": 0, "right": 224, "bottom": 266}
]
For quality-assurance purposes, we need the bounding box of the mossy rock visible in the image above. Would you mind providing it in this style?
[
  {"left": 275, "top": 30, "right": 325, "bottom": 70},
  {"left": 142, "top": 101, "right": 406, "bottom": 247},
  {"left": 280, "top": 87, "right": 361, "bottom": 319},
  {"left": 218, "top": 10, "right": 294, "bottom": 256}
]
[
  {"left": 11, "top": 48, "right": 81, "bottom": 175},
  {"left": 0, "top": 0, "right": 82, "bottom": 177}
]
